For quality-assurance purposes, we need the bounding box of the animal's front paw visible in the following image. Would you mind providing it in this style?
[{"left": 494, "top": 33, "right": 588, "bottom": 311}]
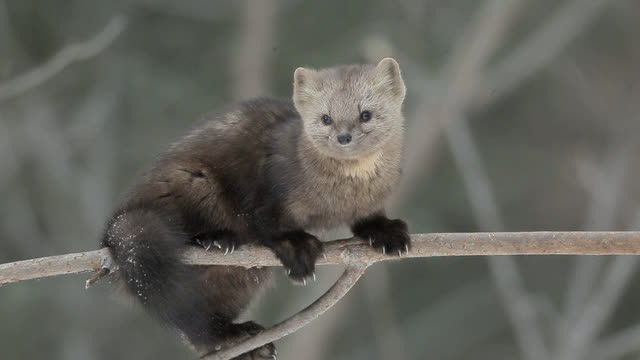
[
  {"left": 193, "top": 230, "right": 239, "bottom": 255},
  {"left": 352, "top": 216, "right": 410, "bottom": 256},
  {"left": 270, "top": 231, "right": 323, "bottom": 284}
]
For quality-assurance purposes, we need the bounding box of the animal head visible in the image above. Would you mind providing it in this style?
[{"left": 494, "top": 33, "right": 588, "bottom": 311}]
[{"left": 293, "top": 58, "right": 406, "bottom": 160}]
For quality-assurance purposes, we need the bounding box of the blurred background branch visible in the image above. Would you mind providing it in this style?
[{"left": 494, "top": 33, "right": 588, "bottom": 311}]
[{"left": 0, "top": 16, "right": 126, "bottom": 101}]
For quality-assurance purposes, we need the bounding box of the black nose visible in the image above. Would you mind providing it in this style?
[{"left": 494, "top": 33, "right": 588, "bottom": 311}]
[{"left": 337, "top": 133, "right": 352, "bottom": 145}]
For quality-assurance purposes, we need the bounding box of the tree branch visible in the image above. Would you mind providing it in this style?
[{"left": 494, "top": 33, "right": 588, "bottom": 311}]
[
  {"left": 3, "top": 232, "right": 640, "bottom": 360},
  {"left": 2, "top": 232, "right": 640, "bottom": 288},
  {"left": 204, "top": 263, "right": 368, "bottom": 360}
]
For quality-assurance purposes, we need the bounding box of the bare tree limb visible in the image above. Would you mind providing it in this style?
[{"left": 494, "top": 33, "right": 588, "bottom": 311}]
[
  {"left": 3, "top": 232, "right": 640, "bottom": 359},
  {"left": 3, "top": 232, "right": 640, "bottom": 288},
  {"left": 204, "top": 264, "right": 368, "bottom": 360},
  {"left": 0, "top": 16, "right": 127, "bottom": 101}
]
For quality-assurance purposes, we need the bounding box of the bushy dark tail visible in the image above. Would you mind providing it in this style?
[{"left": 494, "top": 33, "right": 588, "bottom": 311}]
[{"left": 102, "top": 208, "right": 222, "bottom": 345}]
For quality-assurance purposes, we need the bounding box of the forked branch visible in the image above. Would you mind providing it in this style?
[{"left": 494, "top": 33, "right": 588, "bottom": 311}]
[
  {"left": 2, "top": 231, "right": 640, "bottom": 360},
  {"left": 204, "top": 263, "right": 368, "bottom": 360}
]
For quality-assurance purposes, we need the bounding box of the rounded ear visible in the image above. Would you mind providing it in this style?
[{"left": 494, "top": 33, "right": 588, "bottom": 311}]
[
  {"left": 293, "top": 67, "right": 318, "bottom": 110},
  {"left": 374, "top": 58, "right": 406, "bottom": 102},
  {"left": 293, "top": 67, "right": 308, "bottom": 90}
]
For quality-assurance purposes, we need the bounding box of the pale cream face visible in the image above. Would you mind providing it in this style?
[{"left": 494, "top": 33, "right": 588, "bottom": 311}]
[{"left": 293, "top": 58, "right": 406, "bottom": 160}]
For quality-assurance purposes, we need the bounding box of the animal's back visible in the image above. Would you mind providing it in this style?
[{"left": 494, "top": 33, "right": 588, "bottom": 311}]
[
  {"left": 102, "top": 98, "right": 298, "bottom": 358},
  {"left": 119, "top": 98, "right": 301, "bottom": 237}
]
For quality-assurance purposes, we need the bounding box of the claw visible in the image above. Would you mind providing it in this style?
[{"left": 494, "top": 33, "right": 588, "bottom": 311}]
[
  {"left": 204, "top": 241, "right": 211, "bottom": 251},
  {"left": 382, "top": 247, "right": 386, "bottom": 255},
  {"left": 224, "top": 247, "right": 229, "bottom": 255},
  {"left": 405, "top": 244, "right": 410, "bottom": 254},
  {"left": 230, "top": 243, "right": 235, "bottom": 254},
  {"left": 302, "top": 278, "right": 307, "bottom": 286},
  {"left": 214, "top": 241, "right": 222, "bottom": 249},
  {"left": 398, "top": 250, "right": 402, "bottom": 257},
  {"left": 368, "top": 237, "right": 373, "bottom": 246},
  {"left": 322, "top": 252, "right": 327, "bottom": 260},
  {"left": 274, "top": 349, "right": 277, "bottom": 355},
  {"left": 286, "top": 269, "right": 291, "bottom": 276},
  {"left": 313, "top": 272, "right": 317, "bottom": 282},
  {"left": 272, "top": 356, "right": 277, "bottom": 360}
]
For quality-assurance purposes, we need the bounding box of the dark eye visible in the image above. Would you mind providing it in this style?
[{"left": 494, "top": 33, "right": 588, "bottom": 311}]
[
  {"left": 360, "top": 111, "right": 372, "bottom": 122},
  {"left": 321, "top": 114, "right": 332, "bottom": 125}
]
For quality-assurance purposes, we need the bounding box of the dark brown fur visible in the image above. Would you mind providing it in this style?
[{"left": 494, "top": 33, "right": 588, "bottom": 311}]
[{"left": 102, "top": 59, "right": 410, "bottom": 359}]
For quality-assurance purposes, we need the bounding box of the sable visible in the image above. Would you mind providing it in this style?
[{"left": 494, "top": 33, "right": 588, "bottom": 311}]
[{"left": 101, "top": 58, "right": 409, "bottom": 359}]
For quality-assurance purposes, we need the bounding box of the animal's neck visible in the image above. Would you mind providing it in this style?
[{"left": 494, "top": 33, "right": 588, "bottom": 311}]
[{"left": 297, "top": 131, "right": 402, "bottom": 182}]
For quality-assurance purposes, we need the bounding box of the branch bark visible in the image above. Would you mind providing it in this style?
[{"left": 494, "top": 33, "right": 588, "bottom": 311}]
[
  {"left": 204, "top": 264, "right": 368, "bottom": 360},
  {"left": 2, "top": 232, "right": 640, "bottom": 287},
  {"left": 3, "top": 232, "right": 640, "bottom": 360}
]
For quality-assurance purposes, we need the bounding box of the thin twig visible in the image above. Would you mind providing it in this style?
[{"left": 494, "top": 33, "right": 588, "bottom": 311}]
[
  {"left": 204, "top": 264, "right": 368, "bottom": 360},
  {"left": 0, "top": 16, "right": 127, "bottom": 101}
]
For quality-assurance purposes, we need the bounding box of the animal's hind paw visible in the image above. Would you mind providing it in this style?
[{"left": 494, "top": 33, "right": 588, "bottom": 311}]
[
  {"left": 229, "top": 322, "right": 277, "bottom": 360},
  {"left": 193, "top": 230, "right": 240, "bottom": 255}
]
